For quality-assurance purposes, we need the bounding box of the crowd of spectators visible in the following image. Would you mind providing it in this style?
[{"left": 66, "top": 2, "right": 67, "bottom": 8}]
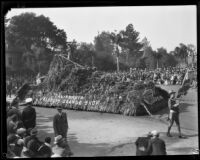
[
  {"left": 6, "top": 66, "right": 197, "bottom": 99},
  {"left": 98, "top": 66, "right": 193, "bottom": 86},
  {"left": 6, "top": 98, "right": 72, "bottom": 158}
]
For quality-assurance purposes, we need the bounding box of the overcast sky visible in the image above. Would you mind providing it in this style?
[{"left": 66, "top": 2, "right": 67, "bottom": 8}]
[{"left": 6, "top": 6, "right": 197, "bottom": 52}]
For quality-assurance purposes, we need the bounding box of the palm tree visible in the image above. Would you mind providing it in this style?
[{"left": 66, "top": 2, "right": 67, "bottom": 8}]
[{"left": 110, "top": 32, "right": 123, "bottom": 72}]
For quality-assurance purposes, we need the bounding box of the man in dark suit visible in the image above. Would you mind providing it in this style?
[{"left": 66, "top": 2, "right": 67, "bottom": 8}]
[
  {"left": 53, "top": 106, "right": 68, "bottom": 138},
  {"left": 146, "top": 130, "right": 167, "bottom": 155},
  {"left": 53, "top": 107, "right": 73, "bottom": 156},
  {"left": 21, "top": 98, "right": 36, "bottom": 130}
]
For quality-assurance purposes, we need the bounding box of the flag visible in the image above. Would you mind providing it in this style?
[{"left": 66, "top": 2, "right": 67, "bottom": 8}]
[{"left": 177, "top": 69, "right": 195, "bottom": 98}]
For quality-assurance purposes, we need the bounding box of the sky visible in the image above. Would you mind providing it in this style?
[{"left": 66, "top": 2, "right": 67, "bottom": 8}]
[{"left": 6, "top": 6, "right": 197, "bottom": 52}]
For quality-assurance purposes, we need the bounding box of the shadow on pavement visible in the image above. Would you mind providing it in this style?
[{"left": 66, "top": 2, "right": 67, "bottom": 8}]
[{"left": 36, "top": 113, "right": 110, "bottom": 157}]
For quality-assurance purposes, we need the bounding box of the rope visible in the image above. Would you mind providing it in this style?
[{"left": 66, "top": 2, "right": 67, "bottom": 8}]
[{"left": 56, "top": 54, "right": 85, "bottom": 68}]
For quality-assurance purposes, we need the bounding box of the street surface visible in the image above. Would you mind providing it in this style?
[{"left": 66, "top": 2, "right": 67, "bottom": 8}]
[{"left": 8, "top": 85, "right": 198, "bottom": 156}]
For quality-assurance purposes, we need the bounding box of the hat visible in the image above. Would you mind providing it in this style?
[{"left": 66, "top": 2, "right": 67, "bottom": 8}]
[
  {"left": 30, "top": 127, "right": 38, "bottom": 136},
  {"left": 54, "top": 135, "right": 62, "bottom": 144},
  {"left": 151, "top": 130, "right": 159, "bottom": 136},
  {"left": 17, "top": 139, "right": 24, "bottom": 146},
  {"left": 168, "top": 90, "right": 176, "bottom": 95},
  {"left": 25, "top": 98, "right": 33, "bottom": 104},
  {"left": 17, "top": 128, "right": 26, "bottom": 135}
]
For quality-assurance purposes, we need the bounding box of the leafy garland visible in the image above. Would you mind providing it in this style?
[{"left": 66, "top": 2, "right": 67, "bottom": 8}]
[{"left": 34, "top": 55, "right": 169, "bottom": 115}]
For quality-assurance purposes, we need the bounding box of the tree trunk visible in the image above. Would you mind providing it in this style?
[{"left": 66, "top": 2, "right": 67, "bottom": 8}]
[
  {"left": 192, "top": 54, "right": 194, "bottom": 68},
  {"left": 126, "top": 53, "right": 129, "bottom": 65},
  {"left": 116, "top": 57, "right": 119, "bottom": 72},
  {"left": 185, "top": 56, "right": 188, "bottom": 67},
  {"left": 157, "top": 59, "right": 159, "bottom": 69},
  {"left": 92, "top": 56, "right": 94, "bottom": 67}
]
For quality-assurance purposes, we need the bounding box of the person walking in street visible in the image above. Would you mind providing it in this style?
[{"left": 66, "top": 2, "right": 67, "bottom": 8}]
[
  {"left": 53, "top": 106, "right": 73, "bottom": 156},
  {"left": 146, "top": 130, "right": 167, "bottom": 155},
  {"left": 167, "top": 90, "right": 183, "bottom": 138},
  {"left": 21, "top": 98, "right": 36, "bottom": 130},
  {"left": 53, "top": 106, "right": 68, "bottom": 138}
]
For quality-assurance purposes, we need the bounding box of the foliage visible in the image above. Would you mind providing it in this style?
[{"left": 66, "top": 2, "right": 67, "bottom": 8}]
[
  {"left": 5, "top": 12, "right": 68, "bottom": 74},
  {"left": 173, "top": 43, "right": 188, "bottom": 65},
  {"left": 36, "top": 56, "right": 169, "bottom": 116}
]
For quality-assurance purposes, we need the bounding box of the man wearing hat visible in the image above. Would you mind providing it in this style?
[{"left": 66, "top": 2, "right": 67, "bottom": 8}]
[
  {"left": 26, "top": 127, "right": 43, "bottom": 157},
  {"left": 167, "top": 90, "right": 183, "bottom": 138},
  {"left": 53, "top": 106, "right": 68, "bottom": 138},
  {"left": 146, "top": 130, "right": 167, "bottom": 155},
  {"left": 53, "top": 106, "right": 73, "bottom": 156},
  {"left": 52, "top": 135, "right": 66, "bottom": 157},
  {"left": 21, "top": 98, "right": 36, "bottom": 130}
]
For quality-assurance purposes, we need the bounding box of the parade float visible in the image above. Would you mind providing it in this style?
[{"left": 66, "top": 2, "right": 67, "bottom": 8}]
[
  {"left": 13, "top": 54, "right": 193, "bottom": 116},
  {"left": 30, "top": 54, "right": 170, "bottom": 116}
]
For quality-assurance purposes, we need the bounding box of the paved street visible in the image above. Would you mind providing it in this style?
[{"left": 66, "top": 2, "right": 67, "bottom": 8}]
[{"left": 15, "top": 86, "right": 198, "bottom": 156}]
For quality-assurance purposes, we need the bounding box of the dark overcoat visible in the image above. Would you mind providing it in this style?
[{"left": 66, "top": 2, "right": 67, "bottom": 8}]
[
  {"left": 21, "top": 106, "right": 36, "bottom": 130},
  {"left": 53, "top": 112, "right": 68, "bottom": 138},
  {"left": 146, "top": 137, "right": 167, "bottom": 155}
]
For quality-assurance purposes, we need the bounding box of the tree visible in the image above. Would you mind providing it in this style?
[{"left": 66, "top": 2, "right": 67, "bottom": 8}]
[
  {"left": 110, "top": 31, "right": 123, "bottom": 72},
  {"left": 141, "top": 37, "right": 150, "bottom": 51},
  {"left": 94, "top": 31, "right": 116, "bottom": 71},
  {"left": 5, "top": 12, "right": 68, "bottom": 73},
  {"left": 173, "top": 43, "right": 188, "bottom": 66},
  {"left": 152, "top": 50, "right": 163, "bottom": 69},
  {"left": 187, "top": 44, "right": 197, "bottom": 67},
  {"left": 72, "top": 42, "right": 95, "bottom": 67},
  {"left": 164, "top": 54, "right": 178, "bottom": 67},
  {"left": 117, "top": 24, "right": 143, "bottom": 66},
  {"left": 156, "top": 47, "right": 168, "bottom": 68},
  {"left": 136, "top": 58, "right": 146, "bottom": 69}
]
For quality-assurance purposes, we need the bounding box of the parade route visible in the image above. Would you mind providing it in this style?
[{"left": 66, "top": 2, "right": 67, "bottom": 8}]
[{"left": 15, "top": 86, "right": 198, "bottom": 156}]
